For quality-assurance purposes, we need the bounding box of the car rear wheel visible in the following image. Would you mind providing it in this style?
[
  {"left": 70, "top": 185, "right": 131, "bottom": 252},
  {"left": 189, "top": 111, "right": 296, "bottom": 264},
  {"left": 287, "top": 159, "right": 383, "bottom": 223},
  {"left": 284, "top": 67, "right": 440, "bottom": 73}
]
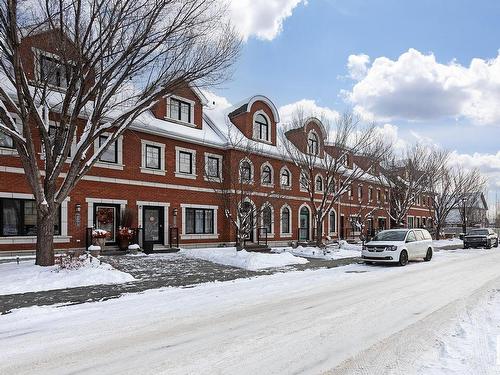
[
  {"left": 486, "top": 240, "right": 492, "bottom": 249},
  {"left": 424, "top": 248, "right": 433, "bottom": 261},
  {"left": 398, "top": 250, "right": 408, "bottom": 266},
  {"left": 495, "top": 240, "right": 499, "bottom": 248}
]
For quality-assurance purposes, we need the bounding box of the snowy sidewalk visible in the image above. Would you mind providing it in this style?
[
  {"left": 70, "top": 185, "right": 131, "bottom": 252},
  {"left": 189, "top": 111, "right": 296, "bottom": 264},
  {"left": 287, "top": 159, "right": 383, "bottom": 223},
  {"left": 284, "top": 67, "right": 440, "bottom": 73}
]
[{"left": 0, "top": 251, "right": 359, "bottom": 313}]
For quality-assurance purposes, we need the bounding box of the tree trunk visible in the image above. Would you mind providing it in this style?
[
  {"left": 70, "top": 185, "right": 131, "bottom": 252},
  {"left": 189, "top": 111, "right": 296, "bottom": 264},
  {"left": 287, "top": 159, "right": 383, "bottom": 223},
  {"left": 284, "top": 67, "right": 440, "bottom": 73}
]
[
  {"left": 435, "top": 222, "right": 442, "bottom": 240},
  {"left": 315, "top": 217, "right": 323, "bottom": 247},
  {"left": 35, "top": 209, "right": 56, "bottom": 266}
]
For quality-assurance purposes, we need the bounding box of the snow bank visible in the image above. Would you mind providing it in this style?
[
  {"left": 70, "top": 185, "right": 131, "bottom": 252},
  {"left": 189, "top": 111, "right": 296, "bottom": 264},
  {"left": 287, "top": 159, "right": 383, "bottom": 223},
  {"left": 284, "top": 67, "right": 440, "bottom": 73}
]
[
  {"left": 339, "top": 240, "right": 363, "bottom": 251},
  {"left": 0, "top": 257, "right": 135, "bottom": 295},
  {"left": 432, "top": 238, "right": 463, "bottom": 248},
  {"left": 180, "top": 247, "right": 308, "bottom": 271},
  {"left": 272, "top": 246, "right": 360, "bottom": 260}
]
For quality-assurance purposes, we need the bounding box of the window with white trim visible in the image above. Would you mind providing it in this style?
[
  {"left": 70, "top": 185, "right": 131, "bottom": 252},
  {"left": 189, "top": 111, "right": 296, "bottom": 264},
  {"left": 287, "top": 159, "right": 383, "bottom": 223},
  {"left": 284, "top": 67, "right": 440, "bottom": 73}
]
[
  {"left": 1, "top": 198, "right": 61, "bottom": 236},
  {"left": 261, "top": 164, "right": 273, "bottom": 185},
  {"left": 170, "top": 97, "right": 192, "bottom": 123},
  {"left": 39, "top": 54, "right": 73, "bottom": 88},
  {"left": 185, "top": 208, "right": 214, "bottom": 234},
  {"left": 145, "top": 145, "right": 161, "bottom": 169},
  {"left": 329, "top": 211, "right": 336, "bottom": 233},
  {"left": 178, "top": 151, "right": 193, "bottom": 174},
  {"left": 98, "top": 135, "right": 118, "bottom": 164},
  {"left": 254, "top": 113, "right": 270, "bottom": 142},
  {"left": 205, "top": 154, "right": 221, "bottom": 179},
  {"left": 280, "top": 168, "right": 291, "bottom": 188},
  {"left": 240, "top": 160, "right": 253, "bottom": 182},
  {"left": 308, "top": 131, "right": 319, "bottom": 155},
  {"left": 315, "top": 176, "right": 323, "bottom": 192},
  {"left": 262, "top": 205, "right": 272, "bottom": 234},
  {"left": 281, "top": 206, "right": 291, "bottom": 234},
  {"left": 368, "top": 187, "right": 373, "bottom": 201}
]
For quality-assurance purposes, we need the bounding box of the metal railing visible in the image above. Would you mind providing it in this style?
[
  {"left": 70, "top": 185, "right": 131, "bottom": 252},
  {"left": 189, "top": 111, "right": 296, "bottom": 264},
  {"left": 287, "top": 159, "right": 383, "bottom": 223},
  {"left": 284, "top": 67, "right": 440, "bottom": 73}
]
[{"left": 257, "top": 227, "right": 268, "bottom": 246}]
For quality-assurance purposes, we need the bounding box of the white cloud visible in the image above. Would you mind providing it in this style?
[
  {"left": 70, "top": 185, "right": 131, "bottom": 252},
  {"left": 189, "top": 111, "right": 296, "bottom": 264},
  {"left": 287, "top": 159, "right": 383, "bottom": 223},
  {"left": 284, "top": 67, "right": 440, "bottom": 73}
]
[
  {"left": 202, "top": 90, "right": 233, "bottom": 126},
  {"left": 373, "top": 123, "right": 407, "bottom": 152},
  {"left": 345, "top": 48, "right": 500, "bottom": 124},
  {"left": 278, "top": 98, "right": 340, "bottom": 124},
  {"left": 347, "top": 54, "right": 370, "bottom": 80},
  {"left": 227, "top": 0, "right": 307, "bottom": 41}
]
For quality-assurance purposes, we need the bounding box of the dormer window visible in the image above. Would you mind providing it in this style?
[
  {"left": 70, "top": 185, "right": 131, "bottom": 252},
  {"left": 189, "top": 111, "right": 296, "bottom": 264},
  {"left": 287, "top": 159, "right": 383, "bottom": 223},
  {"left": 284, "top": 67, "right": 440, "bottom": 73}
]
[
  {"left": 308, "top": 131, "right": 319, "bottom": 155},
  {"left": 254, "top": 113, "right": 270, "bottom": 142},
  {"left": 39, "top": 54, "right": 72, "bottom": 88},
  {"left": 169, "top": 97, "right": 192, "bottom": 123}
]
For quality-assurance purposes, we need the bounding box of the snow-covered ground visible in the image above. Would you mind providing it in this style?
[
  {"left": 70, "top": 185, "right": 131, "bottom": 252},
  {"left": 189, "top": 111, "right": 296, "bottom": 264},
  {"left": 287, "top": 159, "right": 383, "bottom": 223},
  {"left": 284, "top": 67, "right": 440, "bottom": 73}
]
[
  {"left": 2, "top": 248, "right": 500, "bottom": 374},
  {"left": 180, "top": 247, "right": 308, "bottom": 270},
  {"left": 0, "top": 256, "right": 135, "bottom": 295},
  {"left": 272, "top": 245, "right": 360, "bottom": 260}
]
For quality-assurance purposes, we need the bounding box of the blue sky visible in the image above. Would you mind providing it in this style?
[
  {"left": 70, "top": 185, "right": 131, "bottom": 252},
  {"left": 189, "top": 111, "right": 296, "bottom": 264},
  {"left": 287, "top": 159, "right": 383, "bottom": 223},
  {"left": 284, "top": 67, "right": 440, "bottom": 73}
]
[{"left": 213, "top": 0, "right": 500, "bottom": 212}]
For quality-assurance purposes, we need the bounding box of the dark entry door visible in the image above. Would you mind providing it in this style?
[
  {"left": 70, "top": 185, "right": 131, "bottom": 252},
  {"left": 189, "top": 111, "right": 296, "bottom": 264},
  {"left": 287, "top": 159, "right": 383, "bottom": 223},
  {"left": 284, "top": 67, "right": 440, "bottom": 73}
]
[
  {"left": 299, "top": 207, "right": 310, "bottom": 241},
  {"left": 241, "top": 202, "right": 254, "bottom": 242},
  {"left": 340, "top": 215, "right": 345, "bottom": 240},
  {"left": 143, "top": 206, "right": 164, "bottom": 244},
  {"left": 94, "top": 203, "right": 121, "bottom": 244}
]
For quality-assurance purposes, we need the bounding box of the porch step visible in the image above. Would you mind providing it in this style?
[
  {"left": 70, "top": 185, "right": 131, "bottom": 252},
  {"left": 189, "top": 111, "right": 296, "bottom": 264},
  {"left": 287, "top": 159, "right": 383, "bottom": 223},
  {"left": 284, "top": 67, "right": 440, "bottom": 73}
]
[{"left": 240, "top": 244, "right": 271, "bottom": 253}]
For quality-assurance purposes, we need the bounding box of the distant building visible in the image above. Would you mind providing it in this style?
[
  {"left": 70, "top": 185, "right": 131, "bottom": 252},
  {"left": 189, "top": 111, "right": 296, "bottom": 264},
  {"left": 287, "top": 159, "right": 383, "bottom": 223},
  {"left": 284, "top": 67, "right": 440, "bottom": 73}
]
[{"left": 445, "top": 192, "right": 489, "bottom": 231}]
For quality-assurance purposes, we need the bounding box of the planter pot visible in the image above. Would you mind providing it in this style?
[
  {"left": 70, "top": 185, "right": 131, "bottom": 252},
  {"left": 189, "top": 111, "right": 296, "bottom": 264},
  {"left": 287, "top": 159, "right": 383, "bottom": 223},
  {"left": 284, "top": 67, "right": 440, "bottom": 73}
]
[
  {"left": 94, "top": 237, "right": 106, "bottom": 251},
  {"left": 118, "top": 238, "right": 130, "bottom": 251}
]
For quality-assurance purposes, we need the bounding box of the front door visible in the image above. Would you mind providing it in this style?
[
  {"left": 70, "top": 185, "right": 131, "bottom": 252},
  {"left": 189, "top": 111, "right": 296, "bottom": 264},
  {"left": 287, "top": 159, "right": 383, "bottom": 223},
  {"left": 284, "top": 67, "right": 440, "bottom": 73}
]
[
  {"left": 143, "top": 206, "right": 164, "bottom": 245},
  {"left": 340, "top": 215, "right": 345, "bottom": 239},
  {"left": 241, "top": 203, "right": 254, "bottom": 242},
  {"left": 299, "top": 207, "right": 310, "bottom": 241},
  {"left": 94, "top": 204, "right": 120, "bottom": 244}
]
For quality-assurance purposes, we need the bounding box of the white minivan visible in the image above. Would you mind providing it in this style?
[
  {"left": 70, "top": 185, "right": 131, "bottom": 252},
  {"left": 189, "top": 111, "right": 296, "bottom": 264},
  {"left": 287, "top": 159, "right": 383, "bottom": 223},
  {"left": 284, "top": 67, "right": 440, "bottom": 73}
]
[{"left": 362, "top": 229, "right": 434, "bottom": 266}]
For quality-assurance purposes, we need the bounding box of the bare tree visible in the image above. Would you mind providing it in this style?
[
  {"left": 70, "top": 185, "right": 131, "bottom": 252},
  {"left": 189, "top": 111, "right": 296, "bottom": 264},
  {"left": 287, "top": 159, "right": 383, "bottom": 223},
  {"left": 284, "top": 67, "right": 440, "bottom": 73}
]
[
  {"left": 429, "top": 165, "right": 485, "bottom": 239},
  {"left": 279, "top": 110, "right": 390, "bottom": 247},
  {"left": 0, "top": 0, "right": 240, "bottom": 265},
  {"left": 204, "top": 126, "right": 283, "bottom": 249},
  {"left": 381, "top": 144, "right": 449, "bottom": 228}
]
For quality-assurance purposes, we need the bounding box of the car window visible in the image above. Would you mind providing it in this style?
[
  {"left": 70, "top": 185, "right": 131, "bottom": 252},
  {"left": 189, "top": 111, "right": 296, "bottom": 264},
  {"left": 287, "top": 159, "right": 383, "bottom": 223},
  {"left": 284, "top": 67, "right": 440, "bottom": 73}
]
[
  {"left": 406, "top": 231, "right": 416, "bottom": 242},
  {"left": 415, "top": 230, "right": 424, "bottom": 241},
  {"left": 372, "top": 230, "right": 408, "bottom": 241},
  {"left": 422, "top": 230, "right": 432, "bottom": 240},
  {"left": 469, "top": 229, "right": 488, "bottom": 235}
]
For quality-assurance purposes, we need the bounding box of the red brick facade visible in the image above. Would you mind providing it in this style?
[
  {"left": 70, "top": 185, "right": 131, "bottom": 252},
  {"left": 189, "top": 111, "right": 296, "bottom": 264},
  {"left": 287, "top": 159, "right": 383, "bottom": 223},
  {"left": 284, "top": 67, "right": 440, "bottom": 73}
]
[{"left": 0, "top": 36, "right": 434, "bottom": 253}]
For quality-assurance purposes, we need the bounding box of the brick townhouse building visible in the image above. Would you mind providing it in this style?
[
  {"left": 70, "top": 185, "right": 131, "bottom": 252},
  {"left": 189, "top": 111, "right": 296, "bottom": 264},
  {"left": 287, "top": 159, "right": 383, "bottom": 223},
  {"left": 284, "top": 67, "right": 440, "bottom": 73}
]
[{"left": 0, "top": 31, "right": 434, "bottom": 253}]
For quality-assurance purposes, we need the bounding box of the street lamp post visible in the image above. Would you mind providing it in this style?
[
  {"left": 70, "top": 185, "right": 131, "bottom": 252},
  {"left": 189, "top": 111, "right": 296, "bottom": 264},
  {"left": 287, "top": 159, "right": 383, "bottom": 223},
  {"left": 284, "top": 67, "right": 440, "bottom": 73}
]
[{"left": 461, "top": 197, "right": 467, "bottom": 236}]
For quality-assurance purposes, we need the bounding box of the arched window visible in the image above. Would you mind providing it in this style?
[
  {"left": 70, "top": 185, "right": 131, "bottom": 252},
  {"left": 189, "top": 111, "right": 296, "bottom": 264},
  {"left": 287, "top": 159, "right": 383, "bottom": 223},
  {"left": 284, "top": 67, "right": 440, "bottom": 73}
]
[
  {"left": 254, "top": 113, "right": 269, "bottom": 141},
  {"left": 261, "top": 164, "right": 272, "bottom": 184},
  {"left": 300, "top": 173, "right": 308, "bottom": 190},
  {"left": 315, "top": 176, "right": 323, "bottom": 192},
  {"left": 262, "top": 205, "right": 272, "bottom": 233},
  {"left": 329, "top": 210, "right": 336, "bottom": 233},
  {"left": 308, "top": 131, "right": 319, "bottom": 155},
  {"left": 281, "top": 207, "right": 290, "bottom": 234},
  {"left": 240, "top": 161, "right": 252, "bottom": 182},
  {"left": 280, "top": 168, "right": 291, "bottom": 187}
]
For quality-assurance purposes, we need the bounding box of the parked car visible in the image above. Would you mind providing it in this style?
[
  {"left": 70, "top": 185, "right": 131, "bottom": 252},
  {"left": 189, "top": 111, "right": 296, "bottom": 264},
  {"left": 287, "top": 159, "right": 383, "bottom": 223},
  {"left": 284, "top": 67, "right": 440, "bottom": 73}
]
[
  {"left": 463, "top": 228, "right": 498, "bottom": 249},
  {"left": 362, "top": 229, "right": 434, "bottom": 266}
]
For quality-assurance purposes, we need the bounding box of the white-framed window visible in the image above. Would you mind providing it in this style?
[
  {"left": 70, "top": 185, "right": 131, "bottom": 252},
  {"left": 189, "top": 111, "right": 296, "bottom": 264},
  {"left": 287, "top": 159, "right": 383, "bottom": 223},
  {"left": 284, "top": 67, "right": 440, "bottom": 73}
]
[
  {"left": 175, "top": 147, "right": 196, "bottom": 178},
  {"left": 280, "top": 205, "right": 292, "bottom": 236},
  {"left": 0, "top": 113, "right": 22, "bottom": 155},
  {"left": 368, "top": 187, "right": 373, "bottom": 202},
  {"left": 348, "top": 184, "right": 353, "bottom": 198},
  {"left": 377, "top": 189, "right": 381, "bottom": 202},
  {"left": 204, "top": 152, "right": 223, "bottom": 181},
  {"left": 36, "top": 49, "right": 74, "bottom": 89},
  {"left": 181, "top": 204, "right": 219, "bottom": 240},
  {"left": 329, "top": 210, "right": 337, "bottom": 234},
  {"left": 166, "top": 95, "right": 195, "bottom": 126},
  {"left": 357, "top": 185, "right": 363, "bottom": 199},
  {"left": 239, "top": 159, "right": 254, "bottom": 183},
  {"left": 261, "top": 203, "right": 274, "bottom": 236},
  {"left": 253, "top": 111, "right": 271, "bottom": 142},
  {"left": 280, "top": 167, "right": 291, "bottom": 189},
  {"left": 93, "top": 132, "right": 123, "bottom": 170},
  {"left": 407, "top": 216, "right": 415, "bottom": 229},
  {"left": 385, "top": 189, "right": 389, "bottom": 203},
  {"left": 300, "top": 172, "right": 309, "bottom": 192},
  {"left": 308, "top": 131, "right": 319, "bottom": 155},
  {"left": 141, "top": 140, "right": 165, "bottom": 175},
  {"left": 261, "top": 162, "right": 274, "bottom": 186},
  {"left": 315, "top": 175, "right": 323, "bottom": 192}
]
